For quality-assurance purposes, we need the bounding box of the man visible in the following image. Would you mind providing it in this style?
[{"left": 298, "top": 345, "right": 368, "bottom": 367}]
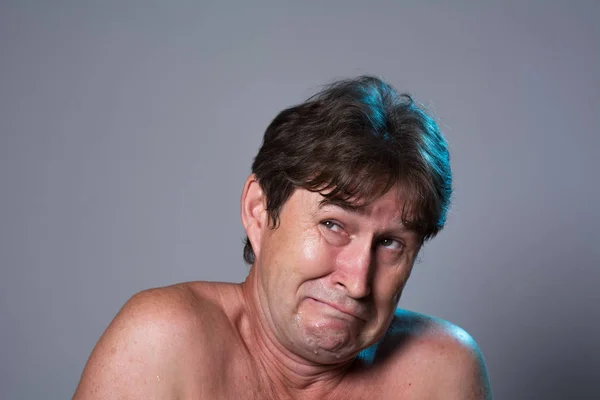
[{"left": 74, "top": 76, "right": 491, "bottom": 399}]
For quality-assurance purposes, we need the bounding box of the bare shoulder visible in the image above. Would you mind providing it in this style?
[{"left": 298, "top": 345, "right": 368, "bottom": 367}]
[
  {"left": 369, "top": 309, "right": 492, "bottom": 399},
  {"left": 74, "top": 282, "right": 238, "bottom": 399}
]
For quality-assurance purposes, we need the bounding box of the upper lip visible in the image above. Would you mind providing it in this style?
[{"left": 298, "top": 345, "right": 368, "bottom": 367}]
[{"left": 313, "top": 298, "right": 367, "bottom": 321}]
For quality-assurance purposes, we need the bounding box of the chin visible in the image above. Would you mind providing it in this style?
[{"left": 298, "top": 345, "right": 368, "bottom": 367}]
[{"left": 294, "top": 318, "right": 363, "bottom": 362}]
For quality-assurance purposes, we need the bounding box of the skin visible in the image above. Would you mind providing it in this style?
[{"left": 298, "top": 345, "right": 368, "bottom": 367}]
[{"left": 74, "top": 175, "right": 492, "bottom": 399}]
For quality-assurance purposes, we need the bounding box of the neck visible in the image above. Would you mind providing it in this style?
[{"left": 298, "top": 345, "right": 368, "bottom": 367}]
[{"left": 238, "top": 266, "right": 355, "bottom": 398}]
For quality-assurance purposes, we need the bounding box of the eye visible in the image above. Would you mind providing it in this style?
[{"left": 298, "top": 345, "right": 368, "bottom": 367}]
[
  {"left": 379, "top": 238, "right": 403, "bottom": 250},
  {"left": 321, "top": 220, "right": 343, "bottom": 232}
]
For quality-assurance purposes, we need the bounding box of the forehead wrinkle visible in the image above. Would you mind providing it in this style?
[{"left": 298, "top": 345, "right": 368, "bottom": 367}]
[{"left": 389, "top": 216, "right": 414, "bottom": 232}]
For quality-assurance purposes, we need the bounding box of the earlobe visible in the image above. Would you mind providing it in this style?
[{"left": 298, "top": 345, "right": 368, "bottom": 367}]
[{"left": 240, "top": 174, "right": 266, "bottom": 259}]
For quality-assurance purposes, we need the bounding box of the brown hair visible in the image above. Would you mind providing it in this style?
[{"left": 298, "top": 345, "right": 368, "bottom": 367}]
[{"left": 244, "top": 76, "right": 452, "bottom": 264}]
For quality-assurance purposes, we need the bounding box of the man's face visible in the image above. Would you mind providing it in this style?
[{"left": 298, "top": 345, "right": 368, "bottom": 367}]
[{"left": 254, "top": 185, "right": 422, "bottom": 363}]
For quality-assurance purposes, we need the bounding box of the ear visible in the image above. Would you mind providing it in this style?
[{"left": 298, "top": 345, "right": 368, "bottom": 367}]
[{"left": 240, "top": 174, "right": 267, "bottom": 260}]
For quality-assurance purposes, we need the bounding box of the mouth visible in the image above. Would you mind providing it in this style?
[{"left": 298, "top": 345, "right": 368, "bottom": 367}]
[{"left": 310, "top": 298, "right": 367, "bottom": 321}]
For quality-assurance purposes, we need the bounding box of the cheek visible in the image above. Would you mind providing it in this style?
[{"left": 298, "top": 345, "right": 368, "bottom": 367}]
[
  {"left": 298, "top": 229, "right": 334, "bottom": 272},
  {"left": 267, "top": 229, "right": 328, "bottom": 288},
  {"left": 302, "top": 232, "right": 319, "bottom": 261},
  {"left": 374, "top": 269, "right": 409, "bottom": 306}
]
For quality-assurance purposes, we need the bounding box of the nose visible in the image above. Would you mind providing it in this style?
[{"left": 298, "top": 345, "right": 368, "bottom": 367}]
[{"left": 333, "top": 238, "right": 373, "bottom": 299}]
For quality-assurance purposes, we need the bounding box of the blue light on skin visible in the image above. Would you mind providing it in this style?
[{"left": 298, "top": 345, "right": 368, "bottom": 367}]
[{"left": 356, "top": 341, "right": 380, "bottom": 364}]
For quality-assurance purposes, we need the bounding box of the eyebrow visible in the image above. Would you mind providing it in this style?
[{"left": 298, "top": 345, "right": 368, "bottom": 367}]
[
  {"left": 318, "top": 198, "right": 366, "bottom": 214},
  {"left": 318, "top": 198, "right": 414, "bottom": 233}
]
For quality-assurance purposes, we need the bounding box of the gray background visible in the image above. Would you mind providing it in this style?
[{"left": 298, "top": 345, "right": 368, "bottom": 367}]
[{"left": 1, "top": 1, "right": 598, "bottom": 399}]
